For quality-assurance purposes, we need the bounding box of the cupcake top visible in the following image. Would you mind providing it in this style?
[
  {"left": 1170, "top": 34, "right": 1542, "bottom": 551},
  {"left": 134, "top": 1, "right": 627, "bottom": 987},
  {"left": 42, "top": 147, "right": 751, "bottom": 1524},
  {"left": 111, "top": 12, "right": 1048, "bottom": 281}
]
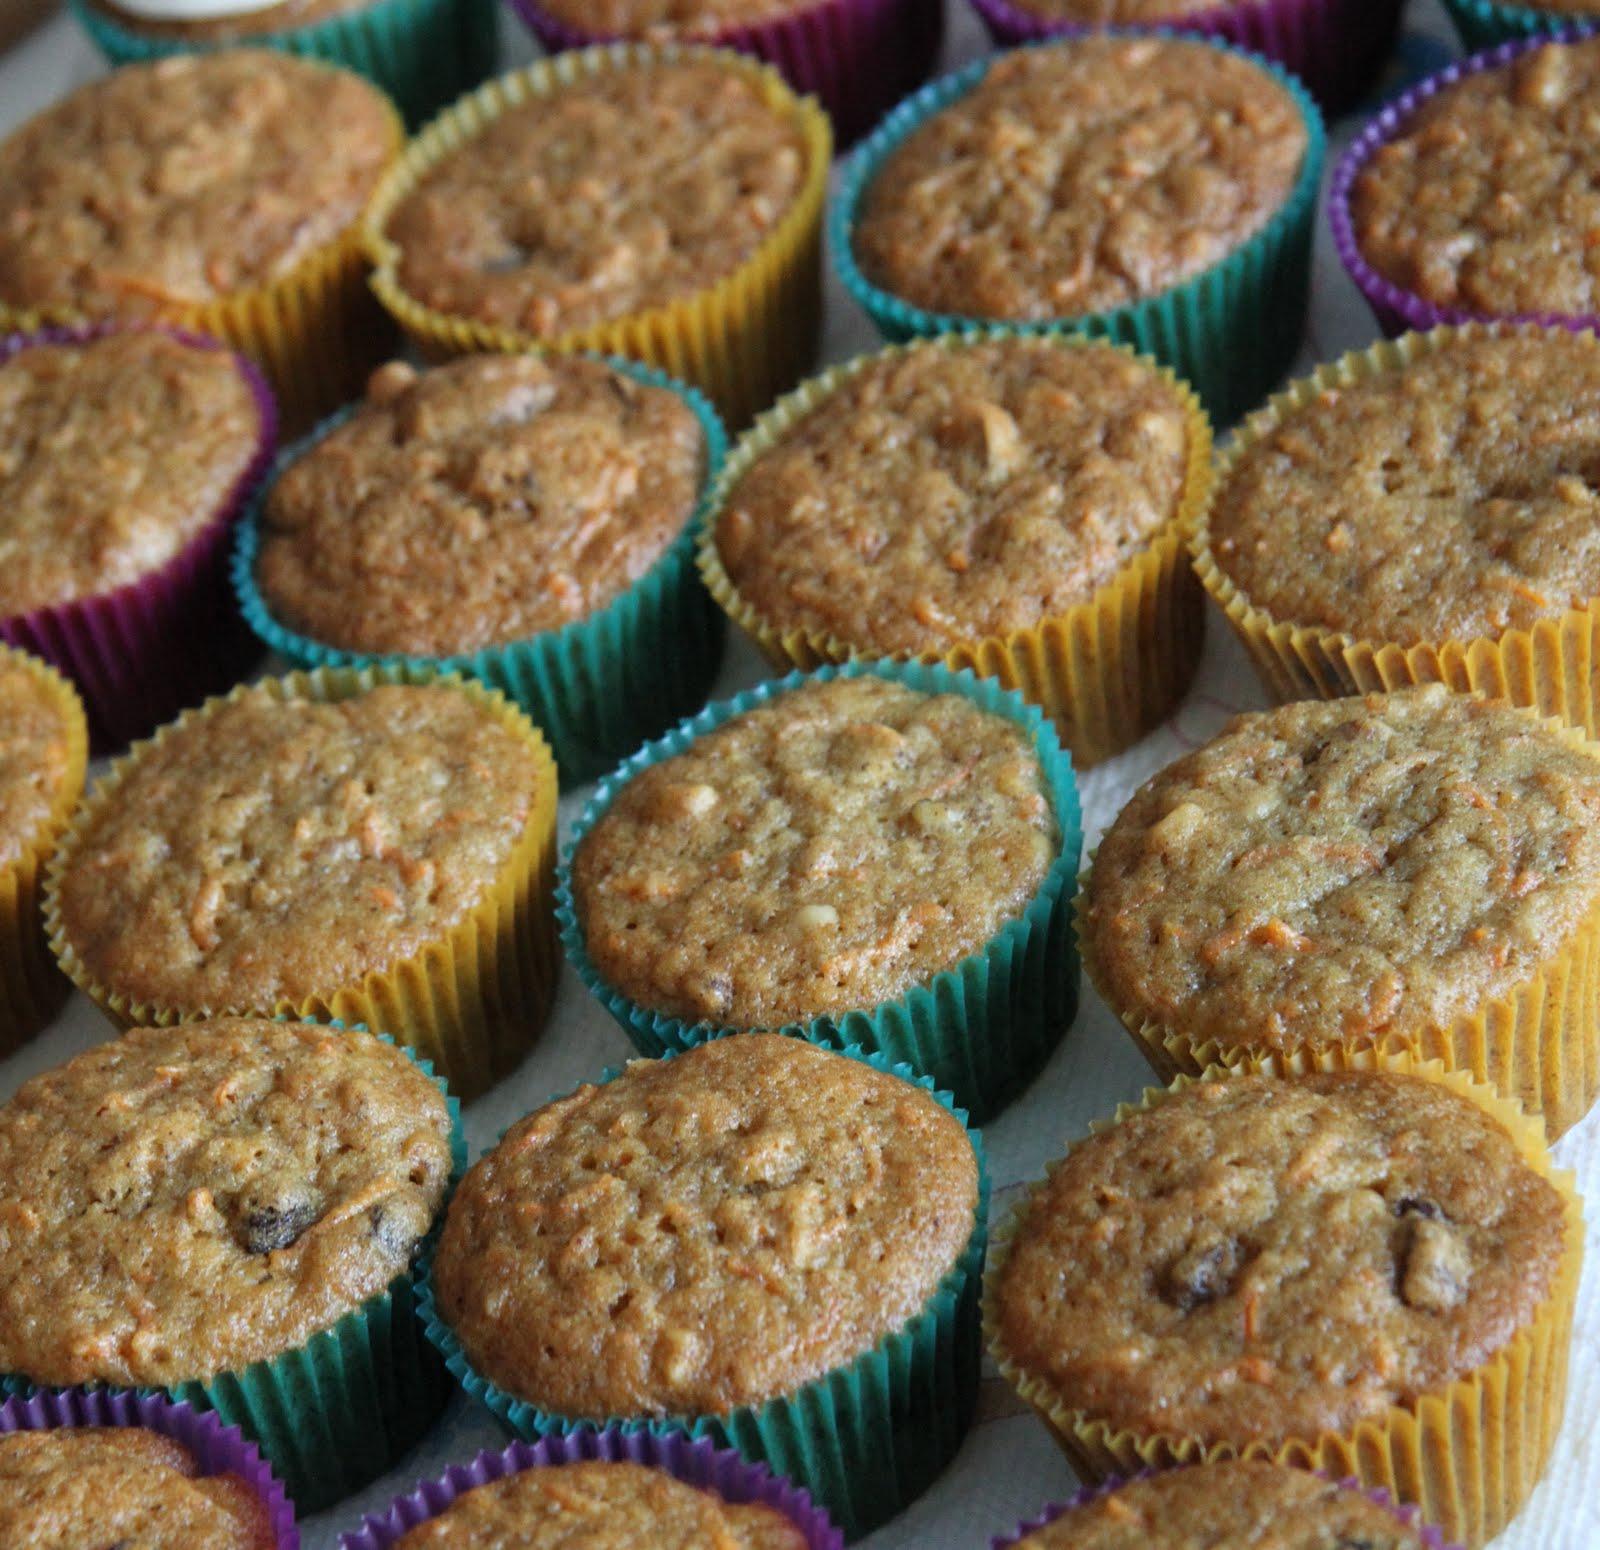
[
  {"left": 714, "top": 338, "right": 1193, "bottom": 653},
  {"left": 853, "top": 38, "right": 1307, "bottom": 321},
  {"left": 434, "top": 1034, "right": 979, "bottom": 1415},
  {"left": 990, "top": 0, "right": 1257, "bottom": 17},
  {"left": 93, "top": 0, "right": 377, "bottom": 41},
  {"left": 572, "top": 674, "right": 1058, "bottom": 1026},
  {"left": 0, "top": 1425, "right": 276, "bottom": 1549},
  {"left": 0, "top": 331, "right": 263, "bottom": 616},
  {"left": 0, "top": 1017, "right": 454, "bottom": 1387},
  {"left": 392, "top": 1459, "right": 806, "bottom": 1549},
  {"left": 1084, "top": 688, "right": 1600, "bottom": 1054},
  {"left": 0, "top": 654, "right": 80, "bottom": 870},
  {"left": 533, "top": 0, "right": 821, "bottom": 32},
  {"left": 383, "top": 57, "right": 809, "bottom": 336},
  {"left": 1210, "top": 330, "right": 1600, "bottom": 645},
  {"left": 53, "top": 680, "right": 544, "bottom": 1012},
  {"left": 993, "top": 1070, "right": 1568, "bottom": 1446},
  {"left": 0, "top": 51, "right": 397, "bottom": 316},
  {"left": 256, "top": 355, "right": 707, "bottom": 656},
  {"left": 1351, "top": 39, "right": 1600, "bottom": 317},
  {"left": 1008, "top": 1461, "right": 1430, "bottom": 1548}
]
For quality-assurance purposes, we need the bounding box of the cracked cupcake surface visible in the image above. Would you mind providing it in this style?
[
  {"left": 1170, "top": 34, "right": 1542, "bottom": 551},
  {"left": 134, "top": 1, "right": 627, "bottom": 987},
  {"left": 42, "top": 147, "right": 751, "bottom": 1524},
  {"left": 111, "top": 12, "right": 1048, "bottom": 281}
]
[
  {"left": 573, "top": 675, "right": 1057, "bottom": 1026},
  {"left": 993, "top": 1070, "right": 1567, "bottom": 1446},
  {"left": 433, "top": 1034, "right": 978, "bottom": 1416},
  {"left": 0, "top": 1017, "right": 453, "bottom": 1387}
]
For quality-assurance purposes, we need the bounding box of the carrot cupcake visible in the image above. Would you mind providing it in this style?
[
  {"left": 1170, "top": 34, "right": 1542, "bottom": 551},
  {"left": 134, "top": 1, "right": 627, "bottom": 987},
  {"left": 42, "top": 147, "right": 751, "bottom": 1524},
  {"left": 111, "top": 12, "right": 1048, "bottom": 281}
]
[
  {"left": 0, "top": 1017, "right": 462, "bottom": 1509},
  {"left": 0, "top": 52, "right": 403, "bottom": 423},
  {"left": 45, "top": 671, "right": 558, "bottom": 1099},
  {"left": 986, "top": 1063, "right": 1582, "bottom": 1547},
  {"left": 238, "top": 353, "right": 727, "bottom": 781},
  {"left": 364, "top": 46, "right": 831, "bottom": 427},
  {"left": 1082, "top": 688, "right": 1600, "bottom": 1137},
  {"left": 701, "top": 333, "right": 1213, "bottom": 765},
  {"left": 423, "top": 1034, "right": 986, "bottom": 1537}
]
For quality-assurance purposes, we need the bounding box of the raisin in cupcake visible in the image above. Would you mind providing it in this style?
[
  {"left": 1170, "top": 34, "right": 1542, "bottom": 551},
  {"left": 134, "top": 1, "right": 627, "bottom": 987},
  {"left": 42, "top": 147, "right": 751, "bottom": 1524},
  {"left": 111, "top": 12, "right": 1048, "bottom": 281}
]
[
  {"left": 45, "top": 669, "right": 558, "bottom": 1100},
  {"left": 699, "top": 333, "right": 1213, "bottom": 766},
  {"left": 237, "top": 353, "right": 727, "bottom": 781},
  {"left": 985, "top": 1060, "right": 1582, "bottom": 1548},
  {"left": 422, "top": 1034, "right": 986, "bottom": 1538},
  {"left": 0, "top": 1017, "right": 463, "bottom": 1510}
]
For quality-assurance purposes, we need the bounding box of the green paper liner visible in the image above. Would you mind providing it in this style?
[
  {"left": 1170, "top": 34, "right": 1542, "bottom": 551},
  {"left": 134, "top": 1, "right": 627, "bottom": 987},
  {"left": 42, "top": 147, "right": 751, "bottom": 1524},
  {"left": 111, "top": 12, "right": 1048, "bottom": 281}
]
[
  {"left": 417, "top": 1037, "right": 990, "bottom": 1541},
  {"left": 233, "top": 355, "right": 729, "bottom": 786},
  {"left": 0, "top": 1019, "right": 467, "bottom": 1515},
  {"left": 1436, "top": 0, "right": 1595, "bottom": 53},
  {"left": 557, "top": 659, "right": 1084, "bottom": 1124},
  {"left": 829, "top": 34, "right": 1326, "bottom": 427},
  {"left": 68, "top": 0, "right": 498, "bottom": 128}
]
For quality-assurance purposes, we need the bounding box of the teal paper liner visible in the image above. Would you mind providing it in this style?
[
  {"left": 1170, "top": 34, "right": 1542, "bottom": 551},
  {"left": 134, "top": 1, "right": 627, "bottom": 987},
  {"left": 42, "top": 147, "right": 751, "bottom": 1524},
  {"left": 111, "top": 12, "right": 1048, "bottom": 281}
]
[
  {"left": 417, "top": 1037, "right": 990, "bottom": 1541},
  {"left": 68, "top": 0, "right": 498, "bottom": 127},
  {"left": 0, "top": 1018, "right": 468, "bottom": 1515},
  {"left": 829, "top": 34, "right": 1327, "bottom": 427},
  {"left": 557, "top": 659, "right": 1083, "bottom": 1123},
  {"left": 1438, "top": 0, "right": 1595, "bottom": 51},
  {"left": 233, "top": 354, "right": 730, "bottom": 786}
]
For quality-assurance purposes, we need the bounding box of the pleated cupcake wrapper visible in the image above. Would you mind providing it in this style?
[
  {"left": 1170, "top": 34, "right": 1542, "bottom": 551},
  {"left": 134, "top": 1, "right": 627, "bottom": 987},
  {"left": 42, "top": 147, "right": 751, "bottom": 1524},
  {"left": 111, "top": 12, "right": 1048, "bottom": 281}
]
[
  {"left": 341, "top": 1426, "right": 844, "bottom": 1548},
  {"left": 695, "top": 330, "right": 1215, "bottom": 769},
  {"left": 0, "top": 645, "right": 87, "bottom": 1051},
  {"left": 1, "top": 1021, "right": 468, "bottom": 1515},
  {"left": 361, "top": 44, "right": 832, "bottom": 430},
  {"left": 417, "top": 1038, "right": 989, "bottom": 1541},
  {"left": 1329, "top": 33, "right": 1600, "bottom": 340},
  {"left": 830, "top": 35, "right": 1325, "bottom": 428},
  {"left": 991, "top": 1471, "right": 1457, "bottom": 1548},
  {"left": 0, "top": 78, "right": 403, "bottom": 433},
  {"left": 983, "top": 1052, "right": 1584, "bottom": 1550},
  {"left": 233, "top": 354, "right": 729, "bottom": 786},
  {"left": 1191, "top": 324, "right": 1600, "bottom": 756},
  {"left": 556, "top": 658, "right": 1084, "bottom": 1123},
  {"left": 41, "top": 664, "right": 560, "bottom": 1102},
  {"left": 1437, "top": 0, "right": 1597, "bottom": 52},
  {"left": 0, "top": 1389, "right": 298, "bottom": 1548},
  {"left": 70, "top": 0, "right": 497, "bottom": 127},
  {"left": 962, "top": 0, "right": 1401, "bottom": 115},
  {"left": 0, "top": 324, "right": 278, "bottom": 754},
  {"left": 505, "top": 0, "right": 940, "bottom": 147}
]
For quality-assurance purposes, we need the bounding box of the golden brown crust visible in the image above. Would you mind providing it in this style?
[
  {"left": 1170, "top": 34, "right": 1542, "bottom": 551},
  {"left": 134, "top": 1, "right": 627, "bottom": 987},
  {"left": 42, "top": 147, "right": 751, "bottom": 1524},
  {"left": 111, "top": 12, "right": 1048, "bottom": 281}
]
[
  {"left": 854, "top": 38, "right": 1306, "bottom": 320},
  {"left": 715, "top": 339, "right": 1191, "bottom": 653},
  {"left": 434, "top": 1035, "right": 978, "bottom": 1416},
  {"left": 0, "top": 1018, "right": 454, "bottom": 1386},
  {"left": 995, "top": 1071, "right": 1568, "bottom": 1447},
  {"left": 0, "top": 658, "right": 77, "bottom": 872},
  {"left": 532, "top": 0, "right": 818, "bottom": 29},
  {"left": 0, "top": 333, "right": 262, "bottom": 615},
  {"left": 257, "top": 356, "right": 705, "bottom": 655}
]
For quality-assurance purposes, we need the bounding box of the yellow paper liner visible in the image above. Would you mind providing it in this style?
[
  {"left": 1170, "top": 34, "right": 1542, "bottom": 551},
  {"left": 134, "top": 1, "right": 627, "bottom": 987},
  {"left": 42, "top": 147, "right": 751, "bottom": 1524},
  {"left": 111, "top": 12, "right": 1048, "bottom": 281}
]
[
  {"left": 0, "top": 646, "right": 87, "bottom": 1050},
  {"left": 41, "top": 664, "right": 558, "bottom": 1101},
  {"left": 359, "top": 44, "right": 832, "bottom": 430},
  {"left": 1078, "top": 693, "right": 1600, "bottom": 1140},
  {"left": 1190, "top": 322, "right": 1600, "bottom": 738},
  {"left": 0, "top": 73, "right": 404, "bottom": 433},
  {"left": 696, "top": 331, "right": 1216, "bottom": 769},
  {"left": 983, "top": 1052, "right": 1585, "bottom": 1549}
]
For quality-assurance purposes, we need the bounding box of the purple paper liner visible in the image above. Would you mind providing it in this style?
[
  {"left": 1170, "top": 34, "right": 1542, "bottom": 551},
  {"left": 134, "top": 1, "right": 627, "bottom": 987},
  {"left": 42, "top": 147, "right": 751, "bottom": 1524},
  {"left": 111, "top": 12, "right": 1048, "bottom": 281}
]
[
  {"left": 340, "top": 1427, "right": 845, "bottom": 1549},
  {"left": 0, "top": 1387, "right": 298, "bottom": 1548},
  {"left": 962, "top": 0, "right": 1401, "bottom": 115},
  {"left": 505, "top": 0, "right": 943, "bottom": 147},
  {"left": 1330, "top": 28, "right": 1600, "bottom": 337},
  {"left": 0, "top": 323, "right": 278, "bottom": 754},
  {"left": 990, "top": 1470, "right": 1457, "bottom": 1548}
]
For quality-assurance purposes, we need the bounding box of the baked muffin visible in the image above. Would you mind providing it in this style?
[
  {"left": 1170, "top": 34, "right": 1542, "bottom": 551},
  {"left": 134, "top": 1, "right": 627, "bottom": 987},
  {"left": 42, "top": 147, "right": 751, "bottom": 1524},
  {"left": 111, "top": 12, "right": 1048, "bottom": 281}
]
[
  {"left": 987, "top": 1066, "right": 1579, "bottom": 1546},
  {"left": 705, "top": 335, "right": 1208, "bottom": 763},
  {"left": 1083, "top": 688, "right": 1600, "bottom": 1137},
  {"left": 1002, "top": 1462, "right": 1437, "bottom": 1549},
  {"left": 0, "top": 1425, "right": 276, "bottom": 1549},
  {"left": 390, "top": 1458, "right": 806, "bottom": 1548},
  {"left": 1350, "top": 39, "right": 1600, "bottom": 319},
  {"left": 46, "top": 672, "right": 557, "bottom": 1098},
  {"left": 429, "top": 1033, "right": 981, "bottom": 1534}
]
